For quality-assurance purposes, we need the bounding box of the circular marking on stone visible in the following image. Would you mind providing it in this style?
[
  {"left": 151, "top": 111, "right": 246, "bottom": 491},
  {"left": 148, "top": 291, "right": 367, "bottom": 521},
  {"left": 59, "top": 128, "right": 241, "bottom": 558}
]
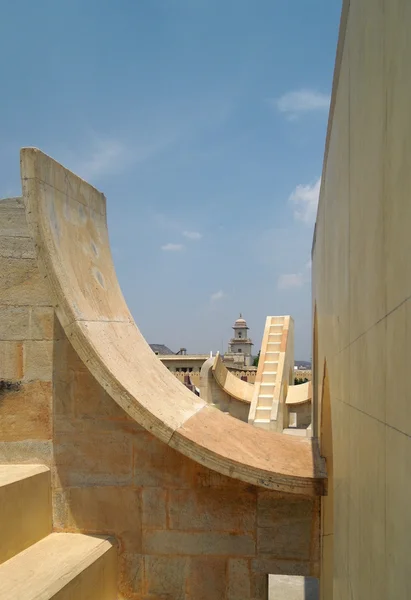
[
  {"left": 93, "top": 267, "right": 105, "bottom": 289},
  {"left": 91, "top": 241, "right": 99, "bottom": 257}
]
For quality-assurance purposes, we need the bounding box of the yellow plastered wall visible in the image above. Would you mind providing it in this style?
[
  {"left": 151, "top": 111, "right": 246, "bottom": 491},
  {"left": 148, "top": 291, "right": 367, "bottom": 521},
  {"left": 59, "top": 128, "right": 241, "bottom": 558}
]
[{"left": 313, "top": 0, "right": 411, "bottom": 597}]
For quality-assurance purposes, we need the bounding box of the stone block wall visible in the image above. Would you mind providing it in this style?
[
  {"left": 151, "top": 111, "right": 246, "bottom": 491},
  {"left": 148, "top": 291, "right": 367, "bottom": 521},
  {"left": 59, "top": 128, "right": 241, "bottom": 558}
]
[
  {"left": 0, "top": 197, "right": 54, "bottom": 464},
  {"left": 0, "top": 197, "right": 320, "bottom": 599},
  {"left": 54, "top": 327, "right": 319, "bottom": 597}
]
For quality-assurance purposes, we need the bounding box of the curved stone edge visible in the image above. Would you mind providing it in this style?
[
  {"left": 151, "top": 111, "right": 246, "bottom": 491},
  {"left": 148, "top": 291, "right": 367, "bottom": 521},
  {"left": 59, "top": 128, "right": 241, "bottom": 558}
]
[
  {"left": 211, "top": 353, "right": 254, "bottom": 404},
  {"left": 286, "top": 381, "right": 312, "bottom": 405},
  {"left": 21, "top": 147, "right": 327, "bottom": 496},
  {"left": 171, "top": 406, "right": 326, "bottom": 495}
]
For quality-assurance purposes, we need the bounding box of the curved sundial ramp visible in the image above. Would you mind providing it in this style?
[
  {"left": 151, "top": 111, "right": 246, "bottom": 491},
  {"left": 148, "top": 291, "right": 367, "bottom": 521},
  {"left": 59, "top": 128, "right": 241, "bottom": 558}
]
[
  {"left": 21, "top": 148, "right": 326, "bottom": 496},
  {"left": 286, "top": 381, "right": 312, "bottom": 405},
  {"left": 212, "top": 352, "right": 254, "bottom": 403}
]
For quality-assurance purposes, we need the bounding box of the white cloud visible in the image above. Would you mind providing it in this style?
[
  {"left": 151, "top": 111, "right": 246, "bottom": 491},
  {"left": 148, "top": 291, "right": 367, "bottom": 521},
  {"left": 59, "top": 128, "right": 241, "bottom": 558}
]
[
  {"left": 305, "top": 258, "right": 312, "bottom": 270},
  {"left": 69, "top": 130, "right": 179, "bottom": 183},
  {"left": 75, "top": 138, "right": 127, "bottom": 180},
  {"left": 289, "top": 178, "right": 321, "bottom": 224},
  {"left": 161, "top": 243, "right": 184, "bottom": 252},
  {"left": 183, "top": 230, "right": 202, "bottom": 240},
  {"left": 275, "top": 89, "right": 330, "bottom": 119},
  {"left": 210, "top": 290, "right": 225, "bottom": 302},
  {"left": 277, "top": 273, "right": 305, "bottom": 290}
]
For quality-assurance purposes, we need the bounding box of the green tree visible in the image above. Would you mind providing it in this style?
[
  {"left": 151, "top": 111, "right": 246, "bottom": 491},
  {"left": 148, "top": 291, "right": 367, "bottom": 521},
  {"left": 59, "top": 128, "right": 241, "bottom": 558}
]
[
  {"left": 294, "top": 377, "right": 309, "bottom": 385},
  {"left": 253, "top": 351, "right": 260, "bottom": 367}
]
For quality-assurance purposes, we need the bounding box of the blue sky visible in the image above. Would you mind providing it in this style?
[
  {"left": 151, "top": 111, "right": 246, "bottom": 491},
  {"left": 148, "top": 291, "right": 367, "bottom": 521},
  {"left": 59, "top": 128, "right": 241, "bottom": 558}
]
[{"left": 0, "top": 0, "right": 341, "bottom": 359}]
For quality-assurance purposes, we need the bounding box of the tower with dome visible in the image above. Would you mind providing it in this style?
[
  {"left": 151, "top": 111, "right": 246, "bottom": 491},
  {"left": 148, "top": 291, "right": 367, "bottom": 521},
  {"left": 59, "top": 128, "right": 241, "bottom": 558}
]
[{"left": 224, "top": 314, "right": 254, "bottom": 367}]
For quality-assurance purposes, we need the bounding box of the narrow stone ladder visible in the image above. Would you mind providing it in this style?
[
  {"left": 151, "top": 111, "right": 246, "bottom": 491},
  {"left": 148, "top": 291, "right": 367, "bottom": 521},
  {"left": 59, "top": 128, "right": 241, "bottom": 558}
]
[
  {"left": 0, "top": 465, "right": 117, "bottom": 600},
  {"left": 249, "top": 316, "right": 285, "bottom": 430}
]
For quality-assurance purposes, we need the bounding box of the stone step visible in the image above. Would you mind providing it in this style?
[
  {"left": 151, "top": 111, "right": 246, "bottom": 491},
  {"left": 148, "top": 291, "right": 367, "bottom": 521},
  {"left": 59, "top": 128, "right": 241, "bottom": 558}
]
[
  {"left": 262, "top": 372, "right": 277, "bottom": 383},
  {"left": 256, "top": 407, "right": 271, "bottom": 418},
  {"left": 253, "top": 419, "right": 271, "bottom": 430},
  {"left": 283, "top": 428, "right": 308, "bottom": 437},
  {"left": 260, "top": 383, "right": 275, "bottom": 394},
  {"left": 257, "top": 396, "right": 273, "bottom": 408},
  {"left": 0, "top": 533, "right": 117, "bottom": 600},
  {"left": 0, "top": 464, "right": 52, "bottom": 564}
]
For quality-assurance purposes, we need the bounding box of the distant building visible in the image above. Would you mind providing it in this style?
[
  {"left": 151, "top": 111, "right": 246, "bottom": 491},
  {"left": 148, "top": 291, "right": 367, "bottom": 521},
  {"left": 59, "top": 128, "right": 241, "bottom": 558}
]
[
  {"left": 149, "top": 344, "right": 208, "bottom": 392},
  {"left": 223, "top": 314, "right": 253, "bottom": 368},
  {"left": 149, "top": 344, "right": 175, "bottom": 356},
  {"left": 150, "top": 313, "right": 255, "bottom": 386}
]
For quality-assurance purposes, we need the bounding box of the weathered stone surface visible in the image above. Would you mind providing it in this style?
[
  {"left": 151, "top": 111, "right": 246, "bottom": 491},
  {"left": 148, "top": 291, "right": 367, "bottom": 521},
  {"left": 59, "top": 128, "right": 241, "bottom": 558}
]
[
  {"left": 257, "top": 522, "right": 312, "bottom": 560},
  {"left": 187, "top": 557, "right": 227, "bottom": 600},
  {"left": 0, "top": 440, "right": 52, "bottom": 465},
  {"left": 142, "top": 487, "right": 167, "bottom": 530},
  {"left": 0, "top": 236, "right": 36, "bottom": 259},
  {"left": 68, "top": 486, "right": 142, "bottom": 550},
  {"left": 54, "top": 431, "right": 133, "bottom": 486},
  {"left": 28, "top": 307, "right": 55, "bottom": 340},
  {"left": 0, "top": 257, "right": 50, "bottom": 306},
  {"left": 119, "top": 553, "right": 144, "bottom": 597},
  {"left": 168, "top": 487, "right": 256, "bottom": 532},
  {"left": 133, "top": 431, "right": 194, "bottom": 488},
  {"left": 0, "top": 381, "right": 52, "bottom": 441},
  {"left": 0, "top": 198, "right": 27, "bottom": 237},
  {"left": 0, "top": 341, "right": 24, "bottom": 379},
  {"left": 251, "top": 571, "right": 269, "bottom": 600},
  {"left": 257, "top": 492, "right": 314, "bottom": 527},
  {"left": 71, "top": 369, "right": 132, "bottom": 421},
  {"left": 252, "top": 557, "right": 312, "bottom": 577},
  {"left": 143, "top": 530, "right": 255, "bottom": 557},
  {"left": 144, "top": 556, "right": 188, "bottom": 599},
  {"left": 227, "top": 558, "right": 251, "bottom": 600},
  {"left": 52, "top": 488, "right": 69, "bottom": 529},
  {"left": 0, "top": 306, "right": 29, "bottom": 340},
  {"left": 54, "top": 379, "right": 75, "bottom": 417},
  {"left": 193, "top": 467, "right": 252, "bottom": 490},
  {"left": 257, "top": 492, "right": 316, "bottom": 562},
  {"left": 23, "top": 341, "right": 53, "bottom": 382},
  {"left": 0, "top": 307, "right": 54, "bottom": 343},
  {"left": 54, "top": 413, "right": 143, "bottom": 436}
]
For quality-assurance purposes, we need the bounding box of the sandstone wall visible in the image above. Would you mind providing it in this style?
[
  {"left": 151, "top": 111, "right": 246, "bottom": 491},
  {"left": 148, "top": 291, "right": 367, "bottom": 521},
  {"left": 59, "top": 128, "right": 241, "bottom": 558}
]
[
  {"left": 0, "top": 197, "right": 54, "bottom": 465},
  {"left": 0, "top": 197, "right": 320, "bottom": 599},
  {"left": 313, "top": 0, "right": 411, "bottom": 597}
]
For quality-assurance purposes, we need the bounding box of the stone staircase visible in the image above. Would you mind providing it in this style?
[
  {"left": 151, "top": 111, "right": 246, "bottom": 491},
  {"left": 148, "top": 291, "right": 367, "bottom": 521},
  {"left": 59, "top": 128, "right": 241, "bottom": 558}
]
[
  {"left": 252, "top": 317, "right": 283, "bottom": 429},
  {"left": 0, "top": 464, "right": 117, "bottom": 600},
  {"left": 249, "top": 316, "right": 294, "bottom": 431}
]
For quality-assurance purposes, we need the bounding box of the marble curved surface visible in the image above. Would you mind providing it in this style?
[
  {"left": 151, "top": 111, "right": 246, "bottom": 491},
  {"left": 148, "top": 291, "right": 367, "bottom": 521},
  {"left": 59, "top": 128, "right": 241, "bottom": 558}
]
[
  {"left": 212, "top": 353, "right": 254, "bottom": 403},
  {"left": 286, "top": 381, "right": 312, "bottom": 405},
  {"left": 21, "top": 148, "right": 326, "bottom": 496}
]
